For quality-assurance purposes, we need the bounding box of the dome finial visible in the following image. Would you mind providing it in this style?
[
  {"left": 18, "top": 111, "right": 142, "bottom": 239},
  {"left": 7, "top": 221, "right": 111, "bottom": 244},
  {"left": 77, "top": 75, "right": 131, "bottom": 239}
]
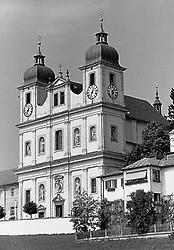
[
  {"left": 38, "top": 35, "right": 42, "bottom": 55},
  {"left": 95, "top": 11, "right": 108, "bottom": 44},
  {"left": 100, "top": 11, "right": 104, "bottom": 32},
  {"left": 66, "top": 69, "right": 70, "bottom": 81},
  {"left": 34, "top": 36, "right": 45, "bottom": 66},
  {"left": 155, "top": 85, "right": 159, "bottom": 100},
  {"left": 58, "top": 63, "right": 63, "bottom": 78}
]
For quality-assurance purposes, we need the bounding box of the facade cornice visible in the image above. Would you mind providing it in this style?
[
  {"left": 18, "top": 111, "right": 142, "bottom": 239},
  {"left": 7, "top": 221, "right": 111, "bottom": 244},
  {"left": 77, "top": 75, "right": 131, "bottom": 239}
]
[
  {"left": 79, "top": 60, "right": 126, "bottom": 71},
  {"left": 17, "top": 81, "right": 48, "bottom": 90},
  {"left": 16, "top": 102, "right": 127, "bottom": 129},
  {"left": 16, "top": 150, "right": 125, "bottom": 175}
]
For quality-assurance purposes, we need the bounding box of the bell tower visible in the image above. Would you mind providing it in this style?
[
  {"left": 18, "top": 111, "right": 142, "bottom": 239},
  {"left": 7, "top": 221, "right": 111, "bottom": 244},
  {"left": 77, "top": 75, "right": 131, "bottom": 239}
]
[
  {"left": 153, "top": 85, "right": 162, "bottom": 114},
  {"left": 80, "top": 14, "right": 126, "bottom": 108},
  {"left": 79, "top": 14, "right": 127, "bottom": 157}
]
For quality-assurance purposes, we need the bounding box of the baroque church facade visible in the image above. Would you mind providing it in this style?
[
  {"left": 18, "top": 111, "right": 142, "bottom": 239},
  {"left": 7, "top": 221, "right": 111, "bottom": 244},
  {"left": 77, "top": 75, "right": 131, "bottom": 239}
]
[{"left": 14, "top": 19, "right": 165, "bottom": 219}]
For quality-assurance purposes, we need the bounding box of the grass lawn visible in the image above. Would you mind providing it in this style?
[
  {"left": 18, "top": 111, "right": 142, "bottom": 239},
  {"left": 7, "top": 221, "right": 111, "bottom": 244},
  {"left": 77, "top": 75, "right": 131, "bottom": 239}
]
[{"left": 0, "top": 234, "right": 174, "bottom": 250}]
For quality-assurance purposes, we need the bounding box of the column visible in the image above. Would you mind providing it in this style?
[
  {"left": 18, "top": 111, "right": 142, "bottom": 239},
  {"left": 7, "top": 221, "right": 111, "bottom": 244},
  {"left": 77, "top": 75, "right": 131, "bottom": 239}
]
[
  {"left": 46, "top": 122, "right": 53, "bottom": 162},
  {"left": 18, "top": 181, "right": 23, "bottom": 219},
  {"left": 19, "top": 132, "right": 23, "bottom": 168},
  {"left": 64, "top": 120, "right": 70, "bottom": 157},
  {"left": 98, "top": 113, "right": 105, "bottom": 150},
  {"left": 82, "top": 117, "right": 87, "bottom": 154},
  {"left": 46, "top": 169, "right": 51, "bottom": 218},
  {"left": 32, "top": 129, "right": 36, "bottom": 165}
]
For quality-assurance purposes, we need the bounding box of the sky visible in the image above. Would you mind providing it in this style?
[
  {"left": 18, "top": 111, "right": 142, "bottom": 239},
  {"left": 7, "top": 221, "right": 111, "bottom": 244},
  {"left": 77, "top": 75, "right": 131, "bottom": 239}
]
[{"left": 0, "top": 0, "right": 174, "bottom": 171}]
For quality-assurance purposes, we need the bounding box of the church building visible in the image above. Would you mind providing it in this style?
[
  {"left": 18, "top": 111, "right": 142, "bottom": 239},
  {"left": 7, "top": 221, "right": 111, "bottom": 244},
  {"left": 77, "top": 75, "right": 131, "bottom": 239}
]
[{"left": 14, "top": 18, "right": 165, "bottom": 219}]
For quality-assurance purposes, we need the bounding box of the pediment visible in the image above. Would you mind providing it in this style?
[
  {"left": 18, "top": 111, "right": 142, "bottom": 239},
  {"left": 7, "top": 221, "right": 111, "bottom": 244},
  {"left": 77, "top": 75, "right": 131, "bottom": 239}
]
[
  {"left": 53, "top": 194, "right": 65, "bottom": 203},
  {"left": 48, "top": 77, "right": 67, "bottom": 89},
  {"left": 37, "top": 204, "right": 46, "bottom": 211}
]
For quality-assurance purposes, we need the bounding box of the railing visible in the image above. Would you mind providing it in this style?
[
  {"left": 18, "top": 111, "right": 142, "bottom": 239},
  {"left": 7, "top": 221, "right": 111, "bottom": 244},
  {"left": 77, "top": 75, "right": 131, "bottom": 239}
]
[{"left": 76, "top": 223, "right": 174, "bottom": 241}]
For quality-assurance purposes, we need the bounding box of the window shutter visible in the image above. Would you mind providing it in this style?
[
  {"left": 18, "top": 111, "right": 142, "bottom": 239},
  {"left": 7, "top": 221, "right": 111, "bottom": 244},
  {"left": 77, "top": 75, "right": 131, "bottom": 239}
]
[{"left": 105, "top": 180, "right": 108, "bottom": 189}]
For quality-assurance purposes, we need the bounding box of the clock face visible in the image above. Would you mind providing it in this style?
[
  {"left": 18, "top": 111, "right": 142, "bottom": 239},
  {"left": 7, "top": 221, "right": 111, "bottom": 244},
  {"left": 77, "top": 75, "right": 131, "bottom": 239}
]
[
  {"left": 87, "top": 85, "right": 98, "bottom": 100},
  {"left": 107, "top": 84, "right": 118, "bottom": 100},
  {"left": 24, "top": 103, "right": 33, "bottom": 117}
]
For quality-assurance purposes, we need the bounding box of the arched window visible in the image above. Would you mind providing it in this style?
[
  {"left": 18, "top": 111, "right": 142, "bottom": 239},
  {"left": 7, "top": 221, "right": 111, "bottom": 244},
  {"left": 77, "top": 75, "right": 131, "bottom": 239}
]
[
  {"left": 90, "top": 73, "right": 95, "bottom": 85},
  {"left": 73, "top": 128, "right": 80, "bottom": 147},
  {"left": 39, "top": 136, "right": 45, "bottom": 155},
  {"left": 39, "top": 184, "right": 45, "bottom": 201},
  {"left": 74, "top": 177, "right": 81, "bottom": 196},
  {"left": 55, "top": 130, "right": 63, "bottom": 151}
]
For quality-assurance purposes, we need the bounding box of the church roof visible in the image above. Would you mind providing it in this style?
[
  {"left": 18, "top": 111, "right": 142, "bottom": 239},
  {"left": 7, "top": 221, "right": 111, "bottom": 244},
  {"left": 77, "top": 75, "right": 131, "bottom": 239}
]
[
  {"left": 124, "top": 95, "right": 166, "bottom": 124},
  {"left": 0, "top": 169, "right": 18, "bottom": 187}
]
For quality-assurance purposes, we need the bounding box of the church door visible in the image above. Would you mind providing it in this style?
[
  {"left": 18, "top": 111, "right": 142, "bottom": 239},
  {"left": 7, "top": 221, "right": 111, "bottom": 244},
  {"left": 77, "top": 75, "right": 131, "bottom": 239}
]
[{"left": 55, "top": 205, "right": 63, "bottom": 217}]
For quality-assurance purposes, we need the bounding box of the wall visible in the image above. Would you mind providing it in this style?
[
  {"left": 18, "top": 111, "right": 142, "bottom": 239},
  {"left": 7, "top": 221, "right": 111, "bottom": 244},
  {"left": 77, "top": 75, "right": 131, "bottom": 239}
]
[{"left": 0, "top": 217, "right": 74, "bottom": 235}]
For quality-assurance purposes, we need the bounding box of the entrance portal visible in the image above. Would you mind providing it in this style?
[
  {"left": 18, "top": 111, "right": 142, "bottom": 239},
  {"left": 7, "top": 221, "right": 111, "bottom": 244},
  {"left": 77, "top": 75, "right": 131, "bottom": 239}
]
[{"left": 55, "top": 205, "right": 63, "bottom": 217}]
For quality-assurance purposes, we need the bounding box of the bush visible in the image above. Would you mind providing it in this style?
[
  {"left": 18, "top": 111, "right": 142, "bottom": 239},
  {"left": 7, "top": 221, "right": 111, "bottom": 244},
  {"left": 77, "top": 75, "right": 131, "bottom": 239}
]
[
  {"left": 0, "top": 206, "right": 5, "bottom": 219},
  {"left": 127, "top": 190, "right": 157, "bottom": 235},
  {"left": 23, "top": 201, "right": 38, "bottom": 218}
]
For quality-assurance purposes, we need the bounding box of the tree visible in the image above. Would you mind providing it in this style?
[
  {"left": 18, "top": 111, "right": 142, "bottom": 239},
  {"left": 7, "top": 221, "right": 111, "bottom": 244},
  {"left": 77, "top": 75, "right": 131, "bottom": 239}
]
[
  {"left": 110, "top": 199, "right": 127, "bottom": 234},
  {"left": 126, "top": 190, "right": 157, "bottom": 235},
  {"left": 168, "top": 88, "right": 174, "bottom": 121},
  {"left": 70, "top": 191, "right": 99, "bottom": 232},
  {"left": 125, "top": 121, "right": 170, "bottom": 165},
  {"left": 157, "top": 195, "right": 174, "bottom": 226},
  {"left": 97, "top": 198, "right": 111, "bottom": 230},
  {"left": 23, "top": 201, "right": 38, "bottom": 218},
  {"left": 0, "top": 206, "right": 5, "bottom": 219}
]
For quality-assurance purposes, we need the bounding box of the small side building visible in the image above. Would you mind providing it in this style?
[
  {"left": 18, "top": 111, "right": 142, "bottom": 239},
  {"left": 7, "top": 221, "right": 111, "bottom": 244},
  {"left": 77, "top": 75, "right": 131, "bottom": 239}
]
[
  {"left": 100, "top": 129, "right": 174, "bottom": 206},
  {"left": 0, "top": 169, "right": 18, "bottom": 220}
]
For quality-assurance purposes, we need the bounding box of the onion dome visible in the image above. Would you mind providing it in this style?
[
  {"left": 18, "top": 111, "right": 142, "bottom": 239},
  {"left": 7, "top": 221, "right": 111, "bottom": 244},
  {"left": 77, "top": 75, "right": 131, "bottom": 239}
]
[
  {"left": 85, "top": 15, "right": 120, "bottom": 67},
  {"left": 23, "top": 41, "right": 55, "bottom": 85}
]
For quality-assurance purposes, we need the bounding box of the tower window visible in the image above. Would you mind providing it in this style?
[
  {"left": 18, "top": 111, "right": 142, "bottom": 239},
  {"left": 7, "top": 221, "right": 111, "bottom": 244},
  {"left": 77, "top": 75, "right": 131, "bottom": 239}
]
[
  {"left": 90, "top": 73, "right": 95, "bottom": 85},
  {"left": 60, "top": 92, "right": 65, "bottom": 105},
  {"left": 26, "top": 93, "right": 31, "bottom": 104},
  {"left": 110, "top": 73, "right": 114, "bottom": 85},
  {"left": 25, "top": 189, "right": 30, "bottom": 203},
  {"left": 55, "top": 130, "right": 63, "bottom": 151},
  {"left": 54, "top": 93, "right": 58, "bottom": 107}
]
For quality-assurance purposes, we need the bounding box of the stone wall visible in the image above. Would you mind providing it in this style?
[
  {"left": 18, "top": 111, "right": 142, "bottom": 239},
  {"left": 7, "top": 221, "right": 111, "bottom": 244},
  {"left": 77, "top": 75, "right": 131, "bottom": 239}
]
[{"left": 0, "top": 217, "right": 74, "bottom": 235}]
